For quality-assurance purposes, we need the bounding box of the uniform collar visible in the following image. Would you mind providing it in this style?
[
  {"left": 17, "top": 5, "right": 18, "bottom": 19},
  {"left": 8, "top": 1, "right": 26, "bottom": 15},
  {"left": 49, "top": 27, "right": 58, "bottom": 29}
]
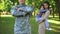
[{"left": 19, "top": 3, "right": 26, "bottom": 6}]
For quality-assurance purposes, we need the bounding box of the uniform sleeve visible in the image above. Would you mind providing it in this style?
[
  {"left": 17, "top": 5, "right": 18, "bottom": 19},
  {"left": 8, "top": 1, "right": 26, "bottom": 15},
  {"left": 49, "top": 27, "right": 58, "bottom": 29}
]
[
  {"left": 26, "top": 6, "right": 33, "bottom": 12},
  {"left": 25, "top": 6, "right": 33, "bottom": 16},
  {"left": 10, "top": 6, "right": 26, "bottom": 17}
]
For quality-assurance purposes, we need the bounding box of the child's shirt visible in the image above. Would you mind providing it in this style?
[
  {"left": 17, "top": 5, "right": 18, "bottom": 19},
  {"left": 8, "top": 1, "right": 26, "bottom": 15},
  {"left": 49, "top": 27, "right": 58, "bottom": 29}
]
[{"left": 36, "top": 9, "right": 48, "bottom": 22}]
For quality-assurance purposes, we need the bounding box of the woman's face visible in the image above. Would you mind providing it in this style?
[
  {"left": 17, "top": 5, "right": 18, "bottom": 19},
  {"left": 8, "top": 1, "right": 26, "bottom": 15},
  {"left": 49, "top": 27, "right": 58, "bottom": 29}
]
[{"left": 44, "top": 3, "right": 49, "bottom": 9}]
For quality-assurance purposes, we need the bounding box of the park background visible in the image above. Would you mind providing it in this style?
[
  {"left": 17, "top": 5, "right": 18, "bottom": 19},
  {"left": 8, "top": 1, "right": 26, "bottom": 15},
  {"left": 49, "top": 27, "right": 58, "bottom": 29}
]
[{"left": 0, "top": 0, "right": 60, "bottom": 34}]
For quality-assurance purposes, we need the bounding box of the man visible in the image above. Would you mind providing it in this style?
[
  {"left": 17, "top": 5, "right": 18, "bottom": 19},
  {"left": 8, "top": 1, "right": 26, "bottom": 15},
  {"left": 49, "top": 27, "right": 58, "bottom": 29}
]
[{"left": 10, "top": 0, "right": 33, "bottom": 34}]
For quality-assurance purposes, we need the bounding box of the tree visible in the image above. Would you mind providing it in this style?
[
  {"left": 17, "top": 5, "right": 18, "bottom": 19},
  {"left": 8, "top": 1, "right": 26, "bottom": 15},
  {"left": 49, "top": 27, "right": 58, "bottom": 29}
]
[{"left": 54, "top": 0, "right": 60, "bottom": 20}]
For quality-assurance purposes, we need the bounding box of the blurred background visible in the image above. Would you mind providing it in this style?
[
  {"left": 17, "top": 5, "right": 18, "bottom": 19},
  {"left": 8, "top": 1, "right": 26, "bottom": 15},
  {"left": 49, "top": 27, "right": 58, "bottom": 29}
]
[{"left": 0, "top": 0, "right": 60, "bottom": 34}]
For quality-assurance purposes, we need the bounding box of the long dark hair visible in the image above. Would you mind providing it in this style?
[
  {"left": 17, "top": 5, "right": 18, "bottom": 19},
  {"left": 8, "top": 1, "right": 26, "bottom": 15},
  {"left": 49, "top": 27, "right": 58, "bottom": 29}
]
[{"left": 44, "top": 1, "right": 50, "bottom": 9}]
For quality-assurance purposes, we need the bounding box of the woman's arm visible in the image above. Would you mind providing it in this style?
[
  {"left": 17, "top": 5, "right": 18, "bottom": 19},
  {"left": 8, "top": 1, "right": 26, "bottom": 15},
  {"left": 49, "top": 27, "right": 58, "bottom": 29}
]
[{"left": 39, "top": 10, "right": 50, "bottom": 24}]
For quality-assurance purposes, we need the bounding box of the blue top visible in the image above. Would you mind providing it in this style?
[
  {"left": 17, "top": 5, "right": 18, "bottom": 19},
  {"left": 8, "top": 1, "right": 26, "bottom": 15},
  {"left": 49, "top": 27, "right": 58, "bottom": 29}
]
[
  {"left": 36, "top": 9, "right": 47, "bottom": 17},
  {"left": 35, "top": 9, "right": 48, "bottom": 22}
]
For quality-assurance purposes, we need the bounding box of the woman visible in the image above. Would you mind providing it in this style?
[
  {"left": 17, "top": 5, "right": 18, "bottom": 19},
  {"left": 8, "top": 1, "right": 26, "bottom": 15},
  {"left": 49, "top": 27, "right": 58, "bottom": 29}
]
[
  {"left": 36, "top": 4, "right": 47, "bottom": 22},
  {"left": 35, "top": 4, "right": 50, "bottom": 30},
  {"left": 37, "top": 1, "right": 50, "bottom": 34}
]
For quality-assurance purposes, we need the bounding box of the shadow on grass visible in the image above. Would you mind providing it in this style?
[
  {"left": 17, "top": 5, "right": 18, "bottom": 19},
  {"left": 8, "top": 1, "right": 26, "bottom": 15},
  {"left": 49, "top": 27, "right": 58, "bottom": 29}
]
[
  {"left": 46, "top": 30, "right": 60, "bottom": 34},
  {"left": 49, "top": 23, "right": 60, "bottom": 31},
  {"left": 0, "top": 16, "right": 60, "bottom": 34},
  {"left": 46, "top": 22, "right": 60, "bottom": 34},
  {"left": 30, "top": 17, "right": 60, "bottom": 34},
  {"left": 48, "top": 17, "right": 60, "bottom": 21}
]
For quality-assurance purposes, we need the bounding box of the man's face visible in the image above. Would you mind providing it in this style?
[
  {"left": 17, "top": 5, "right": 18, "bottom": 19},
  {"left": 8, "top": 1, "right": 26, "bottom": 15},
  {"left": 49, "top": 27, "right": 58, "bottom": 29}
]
[{"left": 18, "top": 0, "right": 25, "bottom": 4}]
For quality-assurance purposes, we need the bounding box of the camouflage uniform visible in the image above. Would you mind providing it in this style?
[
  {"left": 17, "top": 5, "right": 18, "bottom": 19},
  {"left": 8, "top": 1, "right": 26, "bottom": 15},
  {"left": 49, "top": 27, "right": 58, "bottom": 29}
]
[{"left": 10, "top": 4, "right": 33, "bottom": 34}]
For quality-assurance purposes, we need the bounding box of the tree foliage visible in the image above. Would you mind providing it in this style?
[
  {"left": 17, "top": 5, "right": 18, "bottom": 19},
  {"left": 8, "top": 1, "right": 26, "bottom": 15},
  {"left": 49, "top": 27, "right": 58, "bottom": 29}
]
[{"left": 0, "top": 0, "right": 60, "bottom": 19}]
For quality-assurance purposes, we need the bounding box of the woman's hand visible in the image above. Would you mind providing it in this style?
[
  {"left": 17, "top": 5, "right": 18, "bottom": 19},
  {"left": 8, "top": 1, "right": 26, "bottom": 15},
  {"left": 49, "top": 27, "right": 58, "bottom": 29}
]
[
  {"left": 37, "top": 12, "right": 42, "bottom": 16},
  {"left": 39, "top": 10, "right": 50, "bottom": 24},
  {"left": 39, "top": 18, "right": 45, "bottom": 24}
]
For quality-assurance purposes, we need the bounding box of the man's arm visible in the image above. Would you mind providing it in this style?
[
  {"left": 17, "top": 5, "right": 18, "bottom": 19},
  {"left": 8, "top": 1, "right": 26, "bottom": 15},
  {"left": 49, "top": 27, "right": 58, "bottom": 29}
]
[
  {"left": 25, "top": 6, "right": 34, "bottom": 16},
  {"left": 10, "top": 6, "right": 26, "bottom": 17}
]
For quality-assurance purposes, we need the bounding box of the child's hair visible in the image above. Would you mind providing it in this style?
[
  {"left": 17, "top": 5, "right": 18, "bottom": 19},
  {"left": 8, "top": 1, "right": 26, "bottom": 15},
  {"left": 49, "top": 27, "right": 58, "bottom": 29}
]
[{"left": 39, "top": 4, "right": 45, "bottom": 9}]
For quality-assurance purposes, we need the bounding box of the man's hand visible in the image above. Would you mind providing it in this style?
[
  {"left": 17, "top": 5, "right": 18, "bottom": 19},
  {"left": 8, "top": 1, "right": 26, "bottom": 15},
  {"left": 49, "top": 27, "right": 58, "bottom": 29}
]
[{"left": 17, "top": 8, "right": 22, "bottom": 12}]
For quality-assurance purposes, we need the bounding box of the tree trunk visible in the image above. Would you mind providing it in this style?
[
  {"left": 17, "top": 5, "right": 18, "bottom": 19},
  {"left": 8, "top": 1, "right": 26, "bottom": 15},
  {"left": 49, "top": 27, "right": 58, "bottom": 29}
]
[{"left": 54, "top": 0, "right": 60, "bottom": 20}]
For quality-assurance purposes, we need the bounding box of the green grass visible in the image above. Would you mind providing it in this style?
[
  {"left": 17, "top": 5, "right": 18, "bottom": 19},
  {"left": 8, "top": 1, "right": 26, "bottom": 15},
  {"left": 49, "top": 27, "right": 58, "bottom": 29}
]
[{"left": 0, "top": 15, "right": 60, "bottom": 34}]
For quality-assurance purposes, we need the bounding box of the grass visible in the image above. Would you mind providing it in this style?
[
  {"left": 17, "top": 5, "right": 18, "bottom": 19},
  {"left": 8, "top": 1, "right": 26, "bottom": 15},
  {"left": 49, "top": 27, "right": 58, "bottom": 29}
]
[{"left": 0, "top": 15, "right": 60, "bottom": 34}]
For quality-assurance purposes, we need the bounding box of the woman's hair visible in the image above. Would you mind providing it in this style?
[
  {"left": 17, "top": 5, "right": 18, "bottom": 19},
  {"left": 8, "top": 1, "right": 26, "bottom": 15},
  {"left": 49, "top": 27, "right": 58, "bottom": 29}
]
[{"left": 44, "top": 1, "right": 50, "bottom": 9}]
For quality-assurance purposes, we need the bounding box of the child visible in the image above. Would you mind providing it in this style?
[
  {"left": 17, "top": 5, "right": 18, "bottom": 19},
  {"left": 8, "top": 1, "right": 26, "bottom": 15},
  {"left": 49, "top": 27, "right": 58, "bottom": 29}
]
[{"left": 36, "top": 4, "right": 47, "bottom": 22}]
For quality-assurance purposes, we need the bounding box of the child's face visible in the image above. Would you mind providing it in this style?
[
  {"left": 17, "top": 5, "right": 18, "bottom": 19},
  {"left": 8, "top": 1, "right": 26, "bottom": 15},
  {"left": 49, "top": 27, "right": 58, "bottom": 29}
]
[{"left": 40, "top": 6, "right": 44, "bottom": 9}]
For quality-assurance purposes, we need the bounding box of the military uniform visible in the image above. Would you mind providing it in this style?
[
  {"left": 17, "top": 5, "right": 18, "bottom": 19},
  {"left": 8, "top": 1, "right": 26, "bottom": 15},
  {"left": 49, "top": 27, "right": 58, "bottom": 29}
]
[{"left": 10, "top": 4, "right": 33, "bottom": 34}]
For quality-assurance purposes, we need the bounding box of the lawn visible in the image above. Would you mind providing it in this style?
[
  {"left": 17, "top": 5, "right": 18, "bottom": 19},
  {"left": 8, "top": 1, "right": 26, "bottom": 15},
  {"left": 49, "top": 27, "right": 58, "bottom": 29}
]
[{"left": 0, "top": 15, "right": 60, "bottom": 34}]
